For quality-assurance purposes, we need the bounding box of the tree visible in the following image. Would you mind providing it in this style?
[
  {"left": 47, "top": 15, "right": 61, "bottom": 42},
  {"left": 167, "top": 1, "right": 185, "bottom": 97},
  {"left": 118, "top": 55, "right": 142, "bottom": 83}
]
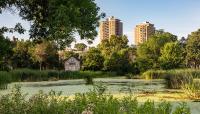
[
  {"left": 159, "top": 42, "right": 184, "bottom": 69},
  {"left": 30, "top": 41, "right": 58, "bottom": 70},
  {"left": 82, "top": 47, "right": 104, "bottom": 71},
  {"left": 1, "top": 0, "right": 105, "bottom": 48},
  {"left": 0, "top": 34, "right": 12, "bottom": 70},
  {"left": 98, "top": 35, "right": 128, "bottom": 57},
  {"left": 103, "top": 48, "right": 134, "bottom": 74},
  {"left": 186, "top": 29, "right": 200, "bottom": 68},
  {"left": 136, "top": 31, "right": 177, "bottom": 71},
  {"left": 74, "top": 43, "right": 87, "bottom": 51},
  {"left": 12, "top": 40, "right": 34, "bottom": 68},
  {"left": 64, "top": 51, "right": 79, "bottom": 60}
]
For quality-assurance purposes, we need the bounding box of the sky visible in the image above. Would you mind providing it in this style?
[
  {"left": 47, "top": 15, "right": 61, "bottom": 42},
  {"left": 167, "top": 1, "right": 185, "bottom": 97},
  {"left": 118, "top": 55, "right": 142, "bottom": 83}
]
[{"left": 1, "top": 0, "right": 200, "bottom": 46}]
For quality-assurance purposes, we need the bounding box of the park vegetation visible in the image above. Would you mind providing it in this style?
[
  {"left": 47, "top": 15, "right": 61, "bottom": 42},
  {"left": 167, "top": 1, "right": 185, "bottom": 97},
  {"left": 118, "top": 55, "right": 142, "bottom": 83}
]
[{"left": 0, "top": 86, "right": 191, "bottom": 114}]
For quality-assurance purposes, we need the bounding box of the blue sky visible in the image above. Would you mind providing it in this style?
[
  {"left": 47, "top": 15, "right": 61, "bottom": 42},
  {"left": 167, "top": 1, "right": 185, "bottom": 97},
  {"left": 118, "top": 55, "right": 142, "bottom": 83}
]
[{"left": 1, "top": 0, "right": 200, "bottom": 46}]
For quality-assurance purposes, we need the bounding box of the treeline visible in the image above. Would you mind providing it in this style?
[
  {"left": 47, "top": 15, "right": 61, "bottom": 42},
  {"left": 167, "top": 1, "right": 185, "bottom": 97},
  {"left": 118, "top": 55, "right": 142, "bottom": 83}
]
[
  {"left": 0, "top": 36, "right": 59, "bottom": 71},
  {"left": 136, "top": 29, "right": 200, "bottom": 73},
  {"left": 0, "top": 33, "right": 137, "bottom": 75},
  {"left": 1, "top": 29, "right": 200, "bottom": 75}
]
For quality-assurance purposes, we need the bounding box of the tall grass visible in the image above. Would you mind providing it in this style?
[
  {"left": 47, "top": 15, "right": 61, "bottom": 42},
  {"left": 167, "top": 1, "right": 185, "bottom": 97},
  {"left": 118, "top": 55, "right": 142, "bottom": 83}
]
[
  {"left": 0, "top": 72, "right": 12, "bottom": 89},
  {"left": 142, "top": 69, "right": 199, "bottom": 89},
  {"left": 0, "top": 69, "right": 118, "bottom": 89},
  {"left": 0, "top": 86, "right": 191, "bottom": 114},
  {"left": 142, "top": 69, "right": 167, "bottom": 79},
  {"left": 142, "top": 69, "right": 200, "bottom": 80},
  {"left": 182, "top": 80, "right": 200, "bottom": 100}
]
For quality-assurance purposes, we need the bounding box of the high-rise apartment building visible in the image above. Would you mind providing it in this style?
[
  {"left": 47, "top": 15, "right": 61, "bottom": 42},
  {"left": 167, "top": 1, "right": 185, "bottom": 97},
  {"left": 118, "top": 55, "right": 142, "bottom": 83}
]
[
  {"left": 135, "top": 22, "right": 155, "bottom": 45},
  {"left": 99, "top": 16, "right": 123, "bottom": 41}
]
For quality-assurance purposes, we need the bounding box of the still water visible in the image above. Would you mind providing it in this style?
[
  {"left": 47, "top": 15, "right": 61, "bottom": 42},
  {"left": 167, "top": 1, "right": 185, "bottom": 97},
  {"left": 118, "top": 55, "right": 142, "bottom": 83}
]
[{"left": 0, "top": 78, "right": 166, "bottom": 96}]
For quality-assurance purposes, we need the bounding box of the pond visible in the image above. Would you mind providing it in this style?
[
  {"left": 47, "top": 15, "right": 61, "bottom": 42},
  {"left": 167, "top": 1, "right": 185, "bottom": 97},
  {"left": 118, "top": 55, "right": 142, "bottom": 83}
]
[
  {"left": 0, "top": 77, "right": 166, "bottom": 96},
  {"left": 0, "top": 77, "right": 200, "bottom": 114}
]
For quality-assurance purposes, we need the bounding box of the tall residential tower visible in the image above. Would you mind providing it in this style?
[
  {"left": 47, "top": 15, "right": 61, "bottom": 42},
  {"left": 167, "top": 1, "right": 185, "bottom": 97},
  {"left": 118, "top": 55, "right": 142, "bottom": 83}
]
[
  {"left": 99, "top": 16, "right": 123, "bottom": 41},
  {"left": 135, "top": 22, "right": 155, "bottom": 45}
]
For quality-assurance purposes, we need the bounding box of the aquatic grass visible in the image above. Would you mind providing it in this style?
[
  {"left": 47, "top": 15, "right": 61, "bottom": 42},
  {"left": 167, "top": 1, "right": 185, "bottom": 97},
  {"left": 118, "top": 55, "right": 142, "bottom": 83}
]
[
  {"left": 142, "top": 69, "right": 198, "bottom": 89},
  {"left": 142, "top": 69, "right": 167, "bottom": 79},
  {"left": 182, "top": 80, "right": 200, "bottom": 100},
  {"left": 5, "top": 69, "right": 118, "bottom": 83},
  {"left": 165, "top": 71, "right": 193, "bottom": 89},
  {"left": 0, "top": 71, "right": 12, "bottom": 89},
  {"left": 142, "top": 69, "right": 200, "bottom": 80}
]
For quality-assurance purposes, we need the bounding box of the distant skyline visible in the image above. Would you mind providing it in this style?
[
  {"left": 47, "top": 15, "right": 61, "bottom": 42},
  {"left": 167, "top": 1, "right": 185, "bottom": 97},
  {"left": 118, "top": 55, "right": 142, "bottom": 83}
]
[{"left": 1, "top": 0, "right": 200, "bottom": 46}]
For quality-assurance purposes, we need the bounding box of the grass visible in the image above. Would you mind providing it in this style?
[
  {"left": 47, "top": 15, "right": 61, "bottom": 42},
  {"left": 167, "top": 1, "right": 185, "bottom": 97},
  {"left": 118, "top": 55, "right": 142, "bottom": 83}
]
[
  {"left": 182, "top": 80, "right": 200, "bottom": 100},
  {"left": 0, "top": 69, "right": 118, "bottom": 89},
  {"left": 0, "top": 71, "right": 12, "bottom": 89},
  {"left": 142, "top": 69, "right": 200, "bottom": 80},
  {"left": 142, "top": 69, "right": 199, "bottom": 89},
  {"left": 0, "top": 86, "right": 191, "bottom": 114}
]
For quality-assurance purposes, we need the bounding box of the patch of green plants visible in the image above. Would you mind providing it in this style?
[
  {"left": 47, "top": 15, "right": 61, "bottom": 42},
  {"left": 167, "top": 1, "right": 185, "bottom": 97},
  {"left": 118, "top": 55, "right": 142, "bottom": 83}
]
[
  {"left": 142, "top": 69, "right": 167, "bottom": 79},
  {"left": 143, "top": 69, "right": 200, "bottom": 80},
  {"left": 142, "top": 69, "right": 199, "bottom": 89},
  {"left": 182, "top": 80, "right": 200, "bottom": 100},
  {"left": 0, "top": 86, "right": 191, "bottom": 114},
  {"left": 165, "top": 71, "right": 193, "bottom": 89},
  {"left": 0, "top": 69, "right": 118, "bottom": 89},
  {"left": 0, "top": 71, "right": 12, "bottom": 89}
]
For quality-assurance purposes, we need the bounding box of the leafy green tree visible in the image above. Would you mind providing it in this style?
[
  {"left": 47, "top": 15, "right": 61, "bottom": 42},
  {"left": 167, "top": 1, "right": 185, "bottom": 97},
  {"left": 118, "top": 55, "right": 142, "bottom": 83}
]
[
  {"left": 64, "top": 51, "right": 79, "bottom": 60},
  {"left": 83, "top": 47, "right": 104, "bottom": 71},
  {"left": 136, "top": 31, "right": 177, "bottom": 71},
  {"left": 74, "top": 43, "right": 87, "bottom": 51},
  {"left": 103, "top": 48, "right": 132, "bottom": 74},
  {"left": 159, "top": 42, "right": 184, "bottom": 69},
  {"left": 1, "top": 0, "right": 105, "bottom": 48},
  {"left": 98, "top": 35, "right": 136, "bottom": 74},
  {"left": 98, "top": 35, "right": 128, "bottom": 57},
  {"left": 12, "top": 40, "right": 34, "bottom": 68},
  {"left": 186, "top": 29, "right": 200, "bottom": 68},
  {"left": 30, "top": 41, "right": 58, "bottom": 70}
]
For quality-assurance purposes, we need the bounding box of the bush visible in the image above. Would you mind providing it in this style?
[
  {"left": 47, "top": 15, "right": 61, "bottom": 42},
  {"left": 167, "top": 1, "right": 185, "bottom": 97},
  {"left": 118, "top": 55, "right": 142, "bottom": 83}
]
[{"left": 0, "top": 86, "right": 191, "bottom": 114}]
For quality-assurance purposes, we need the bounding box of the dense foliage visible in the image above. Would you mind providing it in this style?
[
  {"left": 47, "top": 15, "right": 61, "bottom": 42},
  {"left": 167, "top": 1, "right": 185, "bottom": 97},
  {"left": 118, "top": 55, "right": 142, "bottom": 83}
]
[
  {"left": 75, "top": 43, "right": 87, "bottom": 51},
  {"left": 82, "top": 47, "right": 104, "bottom": 71},
  {"left": 159, "top": 42, "right": 184, "bottom": 69},
  {"left": 0, "top": 0, "right": 105, "bottom": 48},
  {"left": 136, "top": 31, "right": 177, "bottom": 71},
  {"left": 186, "top": 29, "right": 200, "bottom": 69}
]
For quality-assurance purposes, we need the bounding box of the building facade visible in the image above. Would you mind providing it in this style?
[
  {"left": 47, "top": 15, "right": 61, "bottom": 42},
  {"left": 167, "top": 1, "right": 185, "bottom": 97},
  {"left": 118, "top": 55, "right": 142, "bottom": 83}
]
[
  {"left": 64, "top": 57, "right": 80, "bottom": 71},
  {"left": 99, "top": 16, "right": 123, "bottom": 41},
  {"left": 135, "top": 22, "right": 155, "bottom": 45}
]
